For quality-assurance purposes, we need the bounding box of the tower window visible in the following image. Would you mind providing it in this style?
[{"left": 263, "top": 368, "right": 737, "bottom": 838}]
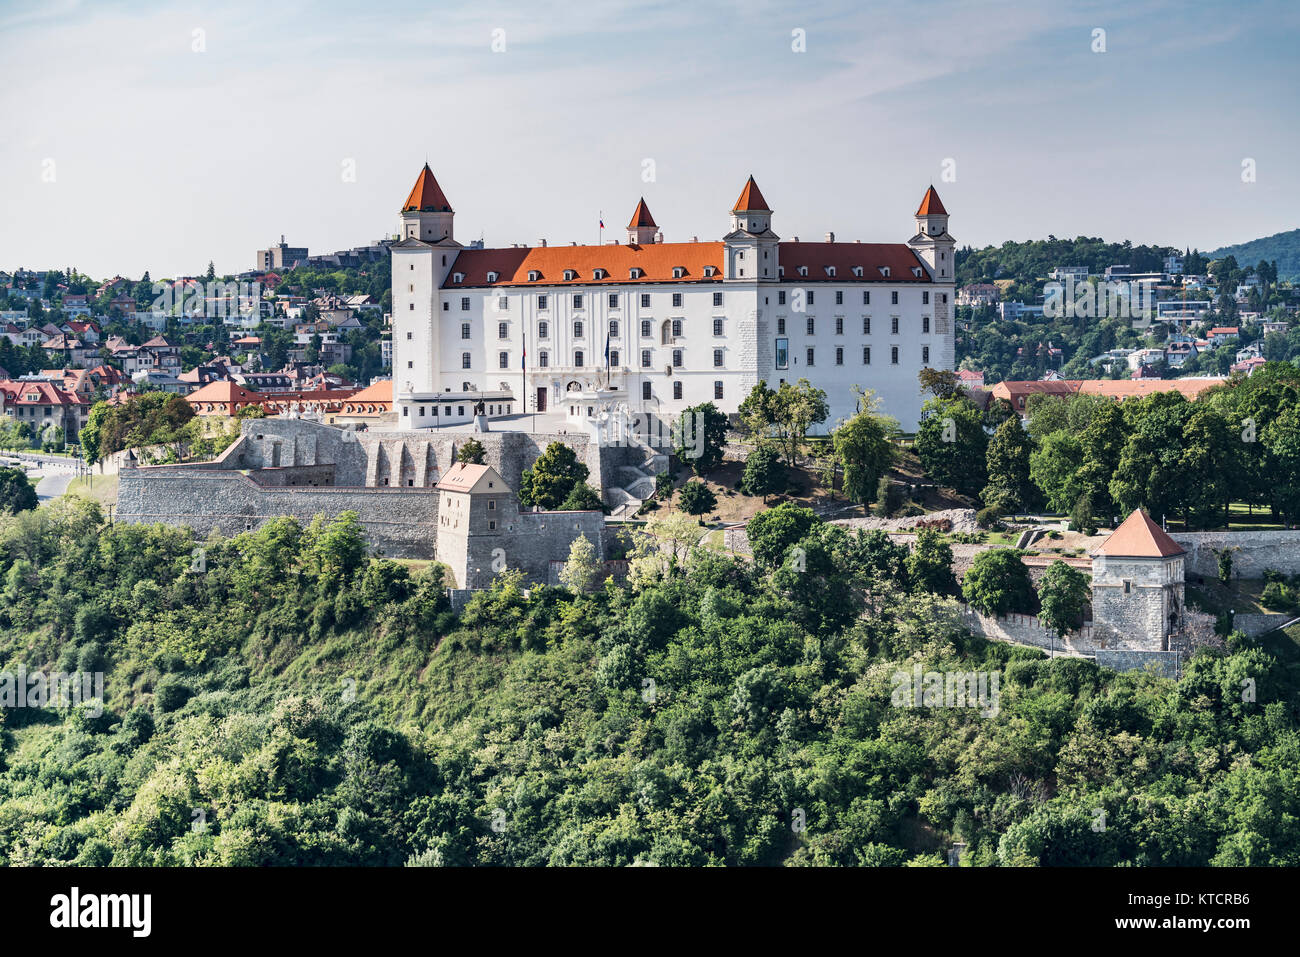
[
  {"left": 714, "top": 381, "right": 723, "bottom": 400},
  {"left": 462, "top": 353, "right": 471, "bottom": 368},
  {"left": 608, "top": 293, "right": 618, "bottom": 308},
  {"left": 640, "top": 293, "right": 650, "bottom": 307},
  {"left": 835, "top": 291, "right": 843, "bottom": 305},
  {"left": 922, "top": 346, "right": 930, "bottom": 364},
  {"left": 574, "top": 320, "right": 584, "bottom": 338},
  {"left": 538, "top": 320, "right": 549, "bottom": 339},
  {"left": 574, "top": 351, "right": 584, "bottom": 367},
  {"left": 923, "top": 316, "right": 930, "bottom": 334},
  {"left": 499, "top": 352, "right": 509, "bottom": 368},
  {"left": 713, "top": 292, "right": 724, "bottom": 307},
  {"left": 538, "top": 295, "right": 548, "bottom": 310},
  {"left": 573, "top": 294, "right": 583, "bottom": 308},
  {"left": 891, "top": 346, "right": 899, "bottom": 364},
  {"left": 461, "top": 323, "right": 471, "bottom": 339},
  {"left": 641, "top": 350, "right": 651, "bottom": 368},
  {"left": 672, "top": 349, "right": 683, "bottom": 367},
  {"left": 713, "top": 348, "right": 724, "bottom": 367},
  {"left": 498, "top": 322, "right": 508, "bottom": 338},
  {"left": 835, "top": 347, "right": 843, "bottom": 365},
  {"left": 673, "top": 381, "right": 683, "bottom": 400},
  {"left": 672, "top": 292, "right": 683, "bottom": 307},
  {"left": 891, "top": 291, "right": 899, "bottom": 305},
  {"left": 806, "top": 347, "right": 815, "bottom": 366},
  {"left": 863, "top": 346, "right": 871, "bottom": 364},
  {"left": 460, "top": 297, "right": 470, "bottom": 310},
  {"left": 642, "top": 382, "right": 652, "bottom": 400}
]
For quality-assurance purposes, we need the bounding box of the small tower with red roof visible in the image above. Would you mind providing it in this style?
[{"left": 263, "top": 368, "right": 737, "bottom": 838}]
[
  {"left": 1090, "top": 509, "right": 1187, "bottom": 648},
  {"left": 400, "top": 162, "right": 456, "bottom": 245},
  {"left": 626, "top": 198, "right": 658, "bottom": 245}
]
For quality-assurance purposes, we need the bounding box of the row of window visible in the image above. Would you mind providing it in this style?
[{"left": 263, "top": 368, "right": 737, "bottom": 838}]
[
  {"left": 772, "top": 341, "right": 928, "bottom": 368},
  {"left": 415, "top": 289, "right": 949, "bottom": 313},
  {"left": 776, "top": 315, "right": 931, "bottom": 335},
  {"left": 420, "top": 314, "right": 932, "bottom": 343},
  {"left": 628, "top": 381, "right": 724, "bottom": 402},
  {"left": 439, "top": 317, "right": 730, "bottom": 342},
  {"left": 438, "top": 344, "right": 732, "bottom": 371},
  {"left": 403, "top": 402, "right": 515, "bottom": 418}
]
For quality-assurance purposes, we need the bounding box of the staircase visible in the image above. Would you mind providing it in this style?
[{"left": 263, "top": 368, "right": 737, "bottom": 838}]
[{"left": 604, "top": 442, "right": 668, "bottom": 519}]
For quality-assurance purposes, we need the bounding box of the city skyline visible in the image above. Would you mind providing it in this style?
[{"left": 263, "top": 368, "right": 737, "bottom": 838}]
[{"left": 2, "top": 0, "right": 1297, "bottom": 277}]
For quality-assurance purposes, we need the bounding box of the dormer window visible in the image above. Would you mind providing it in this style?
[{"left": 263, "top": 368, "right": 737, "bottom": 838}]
[
  {"left": 852, "top": 266, "right": 863, "bottom": 277},
  {"left": 593, "top": 268, "right": 607, "bottom": 280},
  {"left": 453, "top": 272, "right": 465, "bottom": 283},
  {"left": 879, "top": 267, "right": 891, "bottom": 278},
  {"left": 778, "top": 266, "right": 785, "bottom": 278},
  {"left": 528, "top": 270, "right": 541, "bottom": 282},
  {"left": 912, "top": 266, "right": 924, "bottom": 278},
  {"left": 703, "top": 265, "right": 717, "bottom": 277},
  {"left": 797, "top": 266, "right": 808, "bottom": 277},
  {"left": 629, "top": 267, "right": 643, "bottom": 279},
  {"left": 672, "top": 266, "right": 685, "bottom": 279},
  {"left": 825, "top": 266, "right": 836, "bottom": 277},
  {"left": 563, "top": 269, "right": 577, "bottom": 281},
  {"left": 486, "top": 271, "right": 499, "bottom": 282}
]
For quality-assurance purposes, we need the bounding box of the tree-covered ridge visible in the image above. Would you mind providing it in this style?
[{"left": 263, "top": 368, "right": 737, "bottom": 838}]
[
  {"left": 1208, "top": 229, "right": 1300, "bottom": 284},
  {"left": 956, "top": 236, "right": 1180, "bottom": 287},
  {"left": 0, "top": 498, "right": 1296, "bottom": 866}
]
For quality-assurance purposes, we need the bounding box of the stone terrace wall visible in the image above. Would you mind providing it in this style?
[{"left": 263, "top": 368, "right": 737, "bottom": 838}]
[
  {"left": 117, "top": 467, "right": 440, "bottom": 558},
  {"left": 1172, "top": 530, "right": 1300, "bottom": 579}
]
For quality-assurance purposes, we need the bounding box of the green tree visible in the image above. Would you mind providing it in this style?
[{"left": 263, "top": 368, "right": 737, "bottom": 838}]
[
  {"left": 675, "top": 402, "right": 728, "bottom": 475},
  {"left": 456, "top": 439, "right": 486, "bottom": 465},
  {"left": 519, "top": 442, "right": 590, "bottom": 510},
  {"left": 741, "top": 445, "right": 785, "bottom": 502},
  {"left": 1030, "top": 431, "right": 1085, "bottom": 513},
  {"left": 745, "top": 502, "right": 817, "bottom": 568},
  {"left": 833, "top": 403, "right": 896, "bottom": 507},
  {"left": 982, "top": 416, "right": 1039, "bottom": 512},
  {"left": 915, "top": 396, "right": 988, "bottom": 499},
  {"left": 558, "top": 534, "right": 601, "bottom": 594},
  {"left": 906, "top": 527, "right": 958, "bottom": 596},
  {"left": 0, "top": 467, "right": 38, "bottom": 514},
  {"left": 962, "top": 548, "right": 1035, "bottom": 616},
  {"left": 678, "top": 480, "right": 717, "bottom": 516},
  {"left": 1037, "top": 560, "right": 1090, "bottom": 637},
  {"left": 559, "top": 480, "right": 605, "bottom": 512}
]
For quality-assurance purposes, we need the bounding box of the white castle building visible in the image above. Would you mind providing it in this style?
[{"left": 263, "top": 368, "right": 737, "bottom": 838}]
[{"left": 390, "top": 164, "right": 955, "bottom": 432}]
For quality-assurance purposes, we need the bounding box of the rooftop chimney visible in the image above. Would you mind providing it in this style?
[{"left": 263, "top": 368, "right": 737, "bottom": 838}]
[
  {"left": 540, "top": 239, "right": 547, "bottom": 247},
  {"left": 825, "top": 232, "right": 835, "bottom": 243}
]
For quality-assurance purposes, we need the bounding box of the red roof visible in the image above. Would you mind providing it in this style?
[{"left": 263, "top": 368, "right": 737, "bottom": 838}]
[
  {"left": 402, "top": 163, "right": 453, "bottom": 213},
  {"left": 627, "top": 198, "right": 656, "bottom": 229},
  {"left": 777, "top": 242, "right": 931, "bottom": 283},
  {"left": 1094, "top": 509, "right": 1186, "bottom": 558},
  {"left": 441, "top": 240, "right": 929, "bottom": 288},
  {"left": 186, "top": 380, "right": 266, "bottom": 407},
  {"left": 916, "top": 185, "right": 947, "bottom": 216},
  {"left": 732, "top": 175, "right": 770, "bottom": 212}
]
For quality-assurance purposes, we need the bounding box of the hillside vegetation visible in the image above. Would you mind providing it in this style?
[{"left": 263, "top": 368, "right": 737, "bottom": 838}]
[{"left": 0, "top": 498, "right": 1296, "bottom": 866}]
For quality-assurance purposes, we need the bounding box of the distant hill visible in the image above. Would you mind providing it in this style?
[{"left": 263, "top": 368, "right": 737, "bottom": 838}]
[{"left": 1207, "top": 228, "right": 1300, "bottom": 282}]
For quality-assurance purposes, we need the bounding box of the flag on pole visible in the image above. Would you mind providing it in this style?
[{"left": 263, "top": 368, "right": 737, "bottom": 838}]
[{"left": 604, "top": 333, "right": 610, "bottom": 366}]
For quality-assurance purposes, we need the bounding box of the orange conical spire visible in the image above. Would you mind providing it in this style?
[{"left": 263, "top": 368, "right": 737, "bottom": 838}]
[
  {"left": 403, "top": 163, "right": 453, "bottom": 213},
  {"left": 732, "top": 175, "right": 771, "bottom": 212},
  {"left": 916, "top": 185, "right": 947, "bottom": 216},
  {"left": 627, "top": 197, "right": 657, "bottom": 229}
]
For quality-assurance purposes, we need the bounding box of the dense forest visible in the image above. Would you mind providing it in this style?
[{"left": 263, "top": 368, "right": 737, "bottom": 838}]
[
  {"left": 1208, "top": 229, "right": 1300, "bottom": 284},
  {"left": 0, "top": 496, "right": 1295, "bottom": 866}
]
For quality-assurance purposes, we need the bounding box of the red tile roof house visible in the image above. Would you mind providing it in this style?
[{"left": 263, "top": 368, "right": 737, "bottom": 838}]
[{"left": 0, "top": 379, "right": 90, "bottom": 438}]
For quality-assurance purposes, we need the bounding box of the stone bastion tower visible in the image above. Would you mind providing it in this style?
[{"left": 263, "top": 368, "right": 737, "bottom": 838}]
[{"left": 1090, "top": 509, "right": 1187, "bottom": 650}]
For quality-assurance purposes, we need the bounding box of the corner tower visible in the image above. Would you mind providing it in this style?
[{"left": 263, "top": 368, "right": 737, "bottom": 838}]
[
  {"left": 724, "top": 175, "right": 779, "bottom": 281},
  {"left": 400, "top": 163, "right": 456, "bottom": 244},
  {"left": 627, "top": 198, "right": 658, "bottom": 245}
]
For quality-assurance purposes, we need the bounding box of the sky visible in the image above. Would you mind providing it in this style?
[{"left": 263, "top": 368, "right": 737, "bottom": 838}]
[{"left": 1, "top": 0, "right": 1297, "bottom": 279}]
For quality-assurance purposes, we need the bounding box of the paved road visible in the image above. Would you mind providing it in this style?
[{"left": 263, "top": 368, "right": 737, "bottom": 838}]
[{"left": 13, "top": 456, "right": 81, "bottom": 502}]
